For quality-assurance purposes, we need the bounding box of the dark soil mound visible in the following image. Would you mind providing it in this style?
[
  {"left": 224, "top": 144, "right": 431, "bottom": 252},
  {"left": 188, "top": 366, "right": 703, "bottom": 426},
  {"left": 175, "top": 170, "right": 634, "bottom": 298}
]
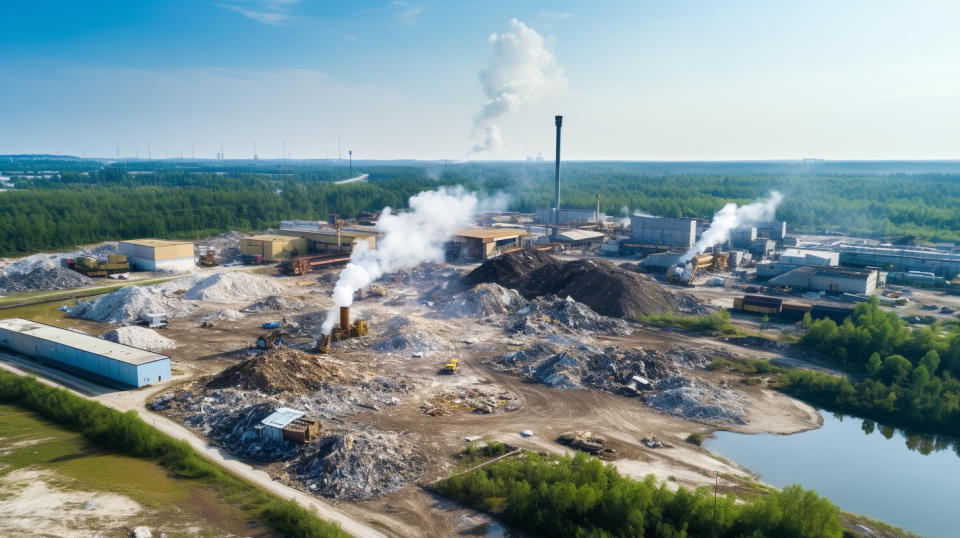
[
  {"left": 206, "top": 348, "right": 357, "bottom": 394},
  {"left": 464, "top": 248, "right": 561, "bottom": 289}
]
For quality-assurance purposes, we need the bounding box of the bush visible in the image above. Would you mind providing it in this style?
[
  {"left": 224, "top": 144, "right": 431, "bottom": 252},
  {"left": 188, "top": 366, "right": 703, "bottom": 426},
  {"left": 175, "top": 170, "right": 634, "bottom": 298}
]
[{"left": 638, "top": 310, "right": 739, "bottom": 335}]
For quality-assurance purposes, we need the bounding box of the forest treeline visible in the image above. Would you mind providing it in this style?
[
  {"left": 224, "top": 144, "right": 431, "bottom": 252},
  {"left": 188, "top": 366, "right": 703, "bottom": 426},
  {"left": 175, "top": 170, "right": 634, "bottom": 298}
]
[
  {"left": 783, "top": 299, "right": 960, "bottom": 435},
  {"left": 3, "top": 161, "right": 960, "bottom": 255},
  {"left": 435, "top": 450, "right": 844, "bottom": 537}
]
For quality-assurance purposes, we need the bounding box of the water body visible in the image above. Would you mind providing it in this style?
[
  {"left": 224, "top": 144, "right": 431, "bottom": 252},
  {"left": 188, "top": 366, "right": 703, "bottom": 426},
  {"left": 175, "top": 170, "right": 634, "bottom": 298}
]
[{"left": 709, "top": 411, "right": 960, "bottom": 537}]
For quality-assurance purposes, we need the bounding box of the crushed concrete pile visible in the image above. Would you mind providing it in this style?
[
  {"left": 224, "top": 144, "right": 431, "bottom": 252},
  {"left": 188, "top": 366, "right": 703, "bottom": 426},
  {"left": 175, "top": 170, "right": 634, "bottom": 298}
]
[
  {"left": 195, "top": 309, "right": 243, "bottom": 322},
  {"left": 377, "top": 263, "right": 460, "bottom": 286},
  {"left": 371, "top": 315, "right": 450, "bottom": 352},
  {"left": 0, "top": 266, "right": 94, "bottom": 294},
  {"left": 206, "top": 348, "right": 359, "bottom": 394},
  {"left": 466, "top": 250, "right": 701, "bottom": 318},
  {"left": 433, "top": 283, "right": 528, "bottom": 319},
  {"left": 286, "top": 429, "right": 426, "bottom": 500},
  {"left": 0, "top": 243, "right": 117, "bottom": 276},
  {"left": 183, "top": 272, "right": 285, "bottom": 302},
  {"left": 69, "top": 285, "right": 195, "bottom": 324},
  {"left": 199, "top": 231, "right": 247, "bottom": 261},
  {"left": 643, "top": 376, "right": 748, "bottom": 425},
  {"left": 241, "top": 295, "right": 305, "bottom": 313},
  {"left": 102, "top": 326, "right": 176, "bottom": 351},
  {"left": 507, "top": 295, "right": 631, "bottom": 336},
  {"left": 464, "top": 248, "right": 560, "bottom": 289},
  {"left": 494, "top": 343, "right": 724, "bottom": 392}
]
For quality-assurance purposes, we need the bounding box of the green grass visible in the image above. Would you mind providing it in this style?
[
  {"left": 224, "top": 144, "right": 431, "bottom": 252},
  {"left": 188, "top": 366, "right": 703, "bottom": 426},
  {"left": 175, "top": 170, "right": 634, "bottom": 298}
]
[
  {"left": 0, "top": 276, "right": 177, "bottom": 309},
  {"left": 637, "top": 309, "right": 742, "bottom": 335},
  {"left": 0, "top": 371, "right": 347, "bottom": 538}
]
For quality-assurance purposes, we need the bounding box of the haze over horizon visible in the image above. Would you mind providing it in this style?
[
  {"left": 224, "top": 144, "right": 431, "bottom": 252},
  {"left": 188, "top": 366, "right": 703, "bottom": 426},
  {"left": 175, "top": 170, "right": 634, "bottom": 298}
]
[{"left": 2, "top": 0, "right": 958, "bottom": 161}]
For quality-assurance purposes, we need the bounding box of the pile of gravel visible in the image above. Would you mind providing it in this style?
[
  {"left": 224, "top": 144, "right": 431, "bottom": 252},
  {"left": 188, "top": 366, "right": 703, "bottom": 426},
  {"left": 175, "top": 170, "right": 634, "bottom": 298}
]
[
  {"left": 643, "top": 376, "right": 748, "bottom": 425},
  {"left": 70, "top": 285, "right": 195, "bottom": 324},
  {"left": 506, "top": 295, "right": 631, "bottom": 336},
  {"left": 241, "top": 295, "right": 305, "bottom": 313},
  {"left": 102, "top": 326, "right": 177, "bottom": 351},
  {"left": 433, "top": 283, "right": 528, "bottom": 319},
  {"left": 0, "top": 267, "right": 93, "bottom": 294},
  {"left": 183, "top": 272, "right": 285, "bottom": 302},
  {"left": 371, "top": 316, "right": 449, "bottom": 352}
]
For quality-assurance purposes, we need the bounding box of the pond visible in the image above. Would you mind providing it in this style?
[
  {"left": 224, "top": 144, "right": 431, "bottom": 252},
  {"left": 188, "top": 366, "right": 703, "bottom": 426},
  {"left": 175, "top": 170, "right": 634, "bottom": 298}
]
[{"left": 709, "top": 411, "right": 960, "bottom": 537}]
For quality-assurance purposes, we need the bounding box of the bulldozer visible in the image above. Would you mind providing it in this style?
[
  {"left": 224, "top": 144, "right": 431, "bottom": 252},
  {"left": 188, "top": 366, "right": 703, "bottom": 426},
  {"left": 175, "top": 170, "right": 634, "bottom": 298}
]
[
  {"left": 198, "top": 250, "right": 218, "bottom": 267},
  {"left": 442, "top": 358, "right": 459, "bottom": 374},
  {"left": 256, "top": 330, "right": 288, "bottom": 350}
]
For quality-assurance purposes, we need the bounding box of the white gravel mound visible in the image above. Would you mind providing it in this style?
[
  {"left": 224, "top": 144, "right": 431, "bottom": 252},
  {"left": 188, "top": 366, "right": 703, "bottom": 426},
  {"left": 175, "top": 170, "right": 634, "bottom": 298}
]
[
  {"left": 102, "top": 326, "right": 177, "bottom": 351},
  {"left": 69, "top": 285, "right": 195, "bottom": 324},
  {"left": 183, "top": 272, "right": 284, "bottom": 302}
]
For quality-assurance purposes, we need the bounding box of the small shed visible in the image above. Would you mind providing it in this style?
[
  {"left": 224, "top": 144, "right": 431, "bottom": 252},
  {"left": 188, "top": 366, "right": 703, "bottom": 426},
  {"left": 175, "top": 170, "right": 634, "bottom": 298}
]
[{"left": 259, "top": 407, "right": 320, "bottom": 444}]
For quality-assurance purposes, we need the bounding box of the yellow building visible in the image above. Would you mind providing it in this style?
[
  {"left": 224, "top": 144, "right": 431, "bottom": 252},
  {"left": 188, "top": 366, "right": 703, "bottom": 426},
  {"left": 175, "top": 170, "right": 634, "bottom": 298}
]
[
  {"left": 276, "top": 229, "right": 377, "bottom": 254},
  {"left": 451, "top": 228, "right": 525, "bottom": 260},
  {"left": 118, "top": 239, "right": 195, "bottom": 272},
  {"left": 241, "top": 235, "right": 309, "bottom": 261}
]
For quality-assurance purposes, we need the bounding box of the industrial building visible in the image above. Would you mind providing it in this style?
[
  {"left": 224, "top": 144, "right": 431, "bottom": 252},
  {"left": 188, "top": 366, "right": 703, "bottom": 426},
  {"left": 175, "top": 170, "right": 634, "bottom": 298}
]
[
  {"left": 448, "top": 228, "right": 525, "bottom": 261},
  {"left": 838, "top": 245, "right": 960, "bottom": 279},
  {"left": 257, "top": 407, "right": 320, "bottom": 444},
  {"left": 118, "top": 239, "right": 195, "bottom": 272},
  {"left": 0, "top": 318, "right": 171, "bottom": 387},
  {"left": 756, "top": 248, "right": 840, "bottom": 278},
  {"left": 756, "top": 221, "right": 788, "bottom": 241},
  {"left": 276, "top": 227, "right": 377, "bottom": 255},
  {"left": 729, "top": 227, "right": 757, "bottom": 249},
  {"left": 556, "top": 229, "right": 606, "bottom": 249},
  {"left": 768, "top": 266, "right": 881, "bottom": 295},
  {"left": 241, "top": 234, "right": 308, "bottom": 262},
  {"left": 535, "top": 208, "right": 606, "bottom": 225},
  {"left": 629, "top": 216, "right": 697, "bottom": 249}
]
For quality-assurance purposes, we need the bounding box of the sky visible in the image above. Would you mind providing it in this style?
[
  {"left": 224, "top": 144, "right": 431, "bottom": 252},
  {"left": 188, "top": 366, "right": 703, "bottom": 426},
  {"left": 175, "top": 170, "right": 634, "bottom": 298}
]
[{"left": 1, "top": 0, "right": 958, "bottom": 161}]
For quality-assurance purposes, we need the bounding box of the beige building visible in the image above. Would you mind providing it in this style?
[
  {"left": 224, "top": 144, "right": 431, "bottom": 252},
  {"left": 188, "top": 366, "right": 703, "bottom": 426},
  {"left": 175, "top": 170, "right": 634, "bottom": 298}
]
[
  {"left": 276, "top": 228, "right": 377, "bottom": 254},
  {"left": 118, "top": 239, "right": 195, "bottom": 272},
  {"left": 451, "top": 228, "right": 525, "bottom": 261},
  {"left": 241, "top": 235, "right": 308, "bottom": 261}
]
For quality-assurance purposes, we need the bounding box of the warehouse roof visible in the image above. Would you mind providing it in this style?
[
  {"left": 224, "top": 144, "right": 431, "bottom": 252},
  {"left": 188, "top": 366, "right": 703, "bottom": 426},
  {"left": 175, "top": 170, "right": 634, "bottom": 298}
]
[
  {"left": 119, "top": 239, "right": 194, "bottom": 248},
  {"left": 557, "top": 229, "right": 606, "bottom": 242},
  {"left": 455, "top": 228, "right": 524, "bottom": 240},
  {"left": 245, "top": 234, "right": 300, "bottom": 242},
  {"left": 0, "top": 318, "right": 168, "bottom": 366},
  {"left": 260, "top": 407, "right": 306, "bottom": 429}
]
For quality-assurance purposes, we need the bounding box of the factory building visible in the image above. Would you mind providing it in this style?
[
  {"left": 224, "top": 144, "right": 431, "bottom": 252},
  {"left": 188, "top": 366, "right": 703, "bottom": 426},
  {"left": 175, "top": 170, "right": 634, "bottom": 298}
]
[
  {"left": 241, "top": 235, "right": 308, "bottom": 261},
  {"left": 756, "top": 248, "right": 840, "bottom": 278},
  {"left": 535, "top": 208, "right": 606, "bottom": 225},
  {"left": 448, "top": 228, "right": 525, "bottom": 261},
  {"left": 257, "top": 407, "right": 320, "bottom": 444},
  {"left": 756, "top": 221, "right": 788, "bottom": 241},
  {"left": 118, "top": 239, "right": 195, "bottom": 272},
  {"left": 276, "top": 228, "right": 377, "bottom": 255},
  {"left": 768, "top": 266, "right": 880, "bottom": 295},
  {"left": 838, "top": 245, "right": 960, "bottom": 279},
  {"left": 629, "top": 216, "right": 697, "bottom": 249},
  {"left": 729, "top": 227, "right": 757, "bottom": 249},
  {"left": 556, "top": 229, "right": 606, "bottom": 249},
  {"left": 0, "top": 318, "right": 171, "bottom": 388}
]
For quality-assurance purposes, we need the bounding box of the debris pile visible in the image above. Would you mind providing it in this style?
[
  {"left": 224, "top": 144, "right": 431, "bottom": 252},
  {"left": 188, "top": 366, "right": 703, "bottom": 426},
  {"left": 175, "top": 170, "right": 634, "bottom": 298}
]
[
  {"left": 183, "top": 272, "right": 285, "bottom": 302},
  {"left": 371, "top": 315, "right": 450, "bottom": 352},
  {"left": 199, "top": 231, "right": 247, "bottom": 261},
  {"left": 0, "top": 243, "right": 117, "bottom": 276},
  {"left": 0, "top": 267, "right": 93, "bottom": 294},
  {"left": 377, "top": 263, "right": 460, "bottom": 287},
  {"left": 643, "top": 376, "right": 748, "bottom": 425},
  {"left": 421, "top": 384, "right": 520, "bottom": 416},
  {"left": 557, "top": 430, "right": 616, "bottom": 459},
  {"left": 433, "top": 283, "right": 528, "bottom": 319},
  {"left": 69, "top": 285, "right": 194, "bottom": 324},
  {"left": 205, "top": 348, "right": 359, "bottom": 394},
  {"left": 102, "top": 326, "right": 177, "bottom": 351},
  {"left": 464, "top": 248, "right": 560, "bottom": 289},
  {"left": 242, "top": 295, "right": 305, "bottom": 313},
  {"left": 195, "top": 309, "right": 244, "bottom": 322},
  {"left": 507, "top": 295, "right": 631, "bottom": 336},
  {"left": 286, "top": 429, "right": 427, "bottom": 500}
]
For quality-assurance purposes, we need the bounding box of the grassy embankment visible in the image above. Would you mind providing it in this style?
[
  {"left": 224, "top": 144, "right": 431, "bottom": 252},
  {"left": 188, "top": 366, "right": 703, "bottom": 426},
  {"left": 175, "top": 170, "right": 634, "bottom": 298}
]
[
  {"left": 0, "top": 276, "right": 178, "bottom": 309},
  {"left": 0, "top": 371, "right": 347, "bottom": 538}
]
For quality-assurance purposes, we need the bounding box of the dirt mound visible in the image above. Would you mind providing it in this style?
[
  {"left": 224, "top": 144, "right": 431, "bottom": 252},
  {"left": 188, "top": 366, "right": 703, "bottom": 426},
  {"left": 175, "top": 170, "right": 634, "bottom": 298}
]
[
  {"left": 433, "top": 283, "right": 528, "bottom": 319},
  {"left": 466, "top": 250, "right": 699, "bottom": 318},
  {"left": 287, "top": 429, "right": 426, "bottom": 500},
  {"left": 0, "top": 267, "right": 93, "bottom": 294},
  {"left": 643, "top": 376, "right": 748, "bottom": 425},
  {"left": 371, "top": 316, "right": 450, "bottom": 352},
  {"left": 69, "top": 285, "right": 194, "bottom": 324},
  {"left": 102, "top": 326, "right": 176, "bottom": 351},
  {"left": 206, "top": 348, "right": 358, "bottom": 394},
  {"left": 507, "top": 295, "right": 630, "bottom": 336},
  {"left": 241, "top": 295, "right": 305, "bottom": 313},
  {"left": 183, "top": 272, "right": 285, "bottom": 302},
  {"left": 464, "top": 248, "right": 561, "bottom": 289}
]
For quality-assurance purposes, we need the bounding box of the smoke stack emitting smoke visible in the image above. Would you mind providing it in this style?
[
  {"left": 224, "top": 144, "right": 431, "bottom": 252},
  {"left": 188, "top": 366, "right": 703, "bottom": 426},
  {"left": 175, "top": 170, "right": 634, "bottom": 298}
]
[
  {"left": 681, "top": 191, "right": 784, "bottom": 261},
  {"left": 320, "top": 186, "right": 507, "bottom": 334},
  {"left": 470, "top": 19, "right": 566, "bottom": 154}
]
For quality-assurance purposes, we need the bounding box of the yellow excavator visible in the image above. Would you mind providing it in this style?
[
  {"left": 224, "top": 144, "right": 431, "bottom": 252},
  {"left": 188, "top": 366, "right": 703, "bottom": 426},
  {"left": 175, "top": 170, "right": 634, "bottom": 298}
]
[{"left": 443, "top": 358, "right": 459, "bottom": 374}]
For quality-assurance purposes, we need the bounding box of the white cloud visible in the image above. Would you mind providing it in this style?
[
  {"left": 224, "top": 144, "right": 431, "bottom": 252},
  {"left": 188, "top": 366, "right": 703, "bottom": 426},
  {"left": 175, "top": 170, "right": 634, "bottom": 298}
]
[{"left": 218, "top": 0, "right": 304, "bottom": 26}]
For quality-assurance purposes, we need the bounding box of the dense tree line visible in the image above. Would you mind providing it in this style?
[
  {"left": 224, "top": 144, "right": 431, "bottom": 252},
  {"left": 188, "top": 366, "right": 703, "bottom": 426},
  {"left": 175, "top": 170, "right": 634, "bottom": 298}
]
[
  {"left": 783, "top": 299, "right": 960, "bottom": 434},
  {"left": 0, "top": 371, "right": 346, "bottom": 537},
  {"left": 435, "top": 450, "right": 843, "bottom": 537}
]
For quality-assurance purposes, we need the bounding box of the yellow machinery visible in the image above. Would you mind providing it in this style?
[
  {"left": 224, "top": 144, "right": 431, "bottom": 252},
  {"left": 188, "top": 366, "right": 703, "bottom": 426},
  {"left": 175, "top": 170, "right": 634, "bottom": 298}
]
[
  {"left": 198, "top": 250, "right": 218, "bottom": 267},
  {"left": 443, "top": 358, "right": 459, "bottom": 374},
  {"left": 67, "top": 254, "right": 130, "bottom": 277}
]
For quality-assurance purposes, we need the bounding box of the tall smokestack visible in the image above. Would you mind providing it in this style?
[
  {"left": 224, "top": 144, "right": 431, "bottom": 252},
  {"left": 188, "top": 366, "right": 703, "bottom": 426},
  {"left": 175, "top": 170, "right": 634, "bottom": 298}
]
[
  {"left": 553, "top": 115, "right": 562, "bottom": 240},
  {"left": 340, "top": 306, "right": 350, "bottom": 333}
]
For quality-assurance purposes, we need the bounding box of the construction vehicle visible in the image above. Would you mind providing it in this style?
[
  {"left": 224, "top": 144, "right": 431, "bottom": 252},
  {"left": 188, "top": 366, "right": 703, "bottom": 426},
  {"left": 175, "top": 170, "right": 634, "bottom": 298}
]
[
  {"left": 442, "top": 358, "right": 459, "bottom": 374},
  {"left": 64, "top": 254, "right": 130, "bottom": 277},
  {"left": 242, "top": 254, "right": 265, "bottom": 265},
  {"left": 197, "top": 250, "right": 218, "bottom": 267},
  {"left": 280, "top": 253, "right": 351, "bottom": 276},
  {"left": 256, "top": 330, "right": 288, "bottom": 350},
  {"left": 354, "top": 285, "right": 386, "bottom": 300},
  {"left": 557, "top": 431, "right": 617, "bottom": 459}
]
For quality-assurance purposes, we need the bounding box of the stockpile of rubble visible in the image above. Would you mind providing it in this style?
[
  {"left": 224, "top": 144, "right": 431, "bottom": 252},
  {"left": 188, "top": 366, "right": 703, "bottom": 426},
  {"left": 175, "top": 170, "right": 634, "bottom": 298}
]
[
  {"left": 242, "top": 295, "right": 305, "bottom": 313},
  {"left": 643, "top": 376, "right": 748, "bottom": 425},
  {"left": 0, "top": 242, "right": 117, "bottom": 276},
  {"left": 102, "top": 326, "right": 177, "bottom": 351},
  {"left": 378, "top": 263, "right": 460, "bottom": 287},
  {"left": 433, "top": 283, "right": 528, "bottom": 319},
  {"left": 69, "top": 285, "right": 195, "bottom": 324},
  {"left": 371, "top": 315, "right": 451, "bottom": 352},
  {"left": 421, "top": 384, "right": 521, "bottom": 416},
  {"left": 198, "top": 231, "right": 246, "bottom": 262},
  {"left": 195, "top": 309, "right": 244, "bottom": 322},
  {"left": 464, "top": 248, "right": 560, "bottom": 289},
  {"left": 0, "top": 266, "right": 93, "bottom": 294},
  {"left": 506, "top": 295, "right": 631, "bottom": 336},
  {"left": 286, "top": 429, "right": 426, "bottom": 500},
  {"left": 183, "top": 272, "right": 285, "bottom": 302},
  {"left": 206, "top": 348, "right": 359, "bottom": 394}
]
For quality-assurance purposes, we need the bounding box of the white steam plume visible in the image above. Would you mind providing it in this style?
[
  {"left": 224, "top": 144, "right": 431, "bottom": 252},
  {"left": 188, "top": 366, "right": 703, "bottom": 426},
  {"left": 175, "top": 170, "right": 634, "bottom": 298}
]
[
  {"left": 470, "top": 19, "right": 566, "bottom": 154},
  {"left": 681, "top": 191, "right": 784, "bottom": 261},
  {"left": 320, "top": 186, "right": 507, "bottom": 334}
]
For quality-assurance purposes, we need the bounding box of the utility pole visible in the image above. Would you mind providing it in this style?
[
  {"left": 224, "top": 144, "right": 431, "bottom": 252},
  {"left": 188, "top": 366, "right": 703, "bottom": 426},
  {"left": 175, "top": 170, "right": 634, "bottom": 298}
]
[
  {"left": 348, "top": 150, "right": 353, "bottom": 176},
  {"left": 553, "top": 115, "right": 563, "bottom": 241}
]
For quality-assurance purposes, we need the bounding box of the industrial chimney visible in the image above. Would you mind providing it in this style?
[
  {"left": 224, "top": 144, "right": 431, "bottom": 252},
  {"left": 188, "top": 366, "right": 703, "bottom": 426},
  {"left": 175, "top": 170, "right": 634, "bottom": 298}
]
[
  {"left": 340, "top": 306, "right": 350, "bottom": 333},
  {"left": 553, "top": 115, "right": 563, "bottom": 240}
]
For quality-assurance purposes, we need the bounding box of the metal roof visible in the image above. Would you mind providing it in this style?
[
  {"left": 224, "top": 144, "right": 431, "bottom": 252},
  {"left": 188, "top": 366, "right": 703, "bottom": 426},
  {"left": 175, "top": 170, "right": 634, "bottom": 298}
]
[
  {"left": 245, "top": 234, "right": 300, "bottom": 242},
  {"left": 261, "top": 407, "right": 306, "bottom": 429},
  {"left": 0, "top": 318, "right": 168, "bottom": 366},
  {"left": 119, "top": 239, "right": 194, "bottom": 248},
  {"left": 557, "top": 229, "right": 606, "bottom": 242},
  {"left": 455, "top": 228, "right": 524, "bottom": 240}
]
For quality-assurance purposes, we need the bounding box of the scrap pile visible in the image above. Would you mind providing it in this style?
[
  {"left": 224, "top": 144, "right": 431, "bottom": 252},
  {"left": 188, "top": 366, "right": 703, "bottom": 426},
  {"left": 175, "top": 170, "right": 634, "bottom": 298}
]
[
  {"left": 205, "top": 347, "right": 359, "bottom": 394},
  {"left": 199, "top": 231, "right": 247, "bottom": 262},
  {"left": 642, "top": 375, "right": 749, "bottom": 425},
  {"left": 102, "top": 326, "right": 177, "bottom": 351},
  {"left": 506, "top": 295, "right": 631, "bottom": 336},
  {"left": 0, "top": 267, "right": 93, "bottom": 294},
  {"left": 433, "top": 282, "right": 528, "bottom": 319},
  {"left": 421, "top": 384, "right": 520, "bottom": 416},
  {"left": 371, "top": 315, "right": 451, "bottom": 352}
]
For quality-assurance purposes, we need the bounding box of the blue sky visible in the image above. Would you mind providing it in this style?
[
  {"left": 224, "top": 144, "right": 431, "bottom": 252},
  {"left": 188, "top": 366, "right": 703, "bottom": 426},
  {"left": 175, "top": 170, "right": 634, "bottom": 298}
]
[{"left": 1, "top": 0, "right": 958, "bottom": 160}]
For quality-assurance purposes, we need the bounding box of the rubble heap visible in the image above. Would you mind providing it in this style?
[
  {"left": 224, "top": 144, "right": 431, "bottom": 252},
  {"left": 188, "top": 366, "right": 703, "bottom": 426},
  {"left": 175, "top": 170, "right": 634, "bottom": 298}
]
[
  {"left": 643, "top": 376, "right": 748, "bottom": 425},
  {"left": 507, "top": 295, "right": 631, "bottom": 336},
  {"left": 433, "top": 283, "right": 528, "bottom": 319},
  {"left": 0, "top": 267, "right": 94, "bottom": 294},
  {"left": 371, "top": 315, "right": 450, "bottom": 352},
  {"left": 69, "top": 285, "right": 194, "bottom": 324},
  {"left": 183, "top": 272, "right": 285, "bottom": 302},
  {"left": 421, "top": 383, "right": 521, "bottom": 416},
  {"left": 206, "top": 348, "right": 359, "bottom": 394},
  {"left": 464, "top": 248, "right": 560, "bottom": 289},
  {"left": 102, "top": 326, "right": 176, "bottom": 351},
  {"left": 242, "top": 295, "right": 305, "bottom": 313}
]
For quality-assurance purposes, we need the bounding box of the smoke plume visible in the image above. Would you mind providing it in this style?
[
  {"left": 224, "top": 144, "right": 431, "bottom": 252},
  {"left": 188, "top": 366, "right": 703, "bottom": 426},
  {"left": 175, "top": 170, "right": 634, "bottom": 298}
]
[
  {"left": 320, "top": 186, "right": 507, "bottom": 333},
  {"left": 470, "top": 19, "right": 566, "bottom": 154},
  {"left": 681, "top": 191, "right": 784, "bottom": 261}
]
